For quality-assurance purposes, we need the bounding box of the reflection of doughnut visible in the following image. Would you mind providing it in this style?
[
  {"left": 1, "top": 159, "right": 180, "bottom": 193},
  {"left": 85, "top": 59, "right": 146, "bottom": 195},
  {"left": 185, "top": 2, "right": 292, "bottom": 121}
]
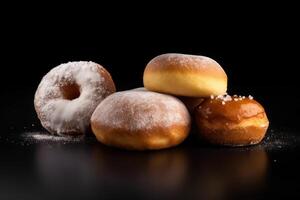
[
  {"left": 92, "top": 146, "right": 188, "bottom": 195},
  {"left": 34, "top": 61, "right": 116, "bottom": 135},
  {"left": 189, "top": 148, "right": 267, "bottom": 199},
  {"left": 143, "top": 53, "right": 227, "bottom": 97},
  {"left": 195, "top": 95, "right": 269, "bottom": 146},
  {"left": 91, "top": 90, "right": 191, "bottom": 150}
]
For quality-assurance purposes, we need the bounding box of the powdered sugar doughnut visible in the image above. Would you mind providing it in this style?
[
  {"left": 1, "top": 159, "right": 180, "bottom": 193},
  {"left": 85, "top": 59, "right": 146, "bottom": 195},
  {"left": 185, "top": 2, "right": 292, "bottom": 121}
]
[
  {"left": 91, "top": 90, "right": 191, "bottom": 150},
  {"left": 34, "top": 61, "right": 116, "bottom": 135}
]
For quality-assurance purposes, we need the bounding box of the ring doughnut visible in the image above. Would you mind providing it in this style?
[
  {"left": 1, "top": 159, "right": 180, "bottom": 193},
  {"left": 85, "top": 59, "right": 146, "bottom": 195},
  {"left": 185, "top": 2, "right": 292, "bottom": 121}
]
[{"left": 34, "top": 61, "right": 116, "bottom": 135}]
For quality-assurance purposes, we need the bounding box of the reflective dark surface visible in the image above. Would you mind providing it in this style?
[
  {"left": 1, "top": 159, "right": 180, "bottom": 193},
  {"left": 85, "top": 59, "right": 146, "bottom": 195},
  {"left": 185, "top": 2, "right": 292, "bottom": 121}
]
[{"left": 1, "top": 88, "right": 300, "bottom": 199}]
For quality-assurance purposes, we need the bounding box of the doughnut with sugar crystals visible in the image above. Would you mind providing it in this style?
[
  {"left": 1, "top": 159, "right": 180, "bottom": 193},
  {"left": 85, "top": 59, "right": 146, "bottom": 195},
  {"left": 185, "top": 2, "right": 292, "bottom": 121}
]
[
  {"left": 91, "top": 89, "right": 191, "bottom": 150},
  {"left": 195, "top": 94, "right": 269, "bottom": 146},
  {"left": 34, "top": 61, "right": 116, "bottom": 135}
]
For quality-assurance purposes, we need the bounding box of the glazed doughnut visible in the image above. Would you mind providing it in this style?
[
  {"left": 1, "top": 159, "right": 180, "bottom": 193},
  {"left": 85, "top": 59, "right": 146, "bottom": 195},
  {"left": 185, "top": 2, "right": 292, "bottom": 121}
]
[
  {"left": 34, "top": 61, "right": 116, "bottom": 135},
  {"left": 143, "top": 53, "right": 227, "bottom": 97},
  {"left": 195, "top": 95, "right": 269, "bottom": 146},
  {"left": 91, "top": 89, "right": 191, "bottom": 150}
]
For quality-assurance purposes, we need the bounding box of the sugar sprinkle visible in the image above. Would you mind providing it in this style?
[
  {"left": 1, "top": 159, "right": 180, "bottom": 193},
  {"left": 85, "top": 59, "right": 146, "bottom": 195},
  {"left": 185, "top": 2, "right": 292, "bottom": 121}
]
[
  {"left": 23, "top": 132, "right": 83, "bottom": 143},
  {"left": 211, "top": 94, "right": 254, "bottom": 105}
]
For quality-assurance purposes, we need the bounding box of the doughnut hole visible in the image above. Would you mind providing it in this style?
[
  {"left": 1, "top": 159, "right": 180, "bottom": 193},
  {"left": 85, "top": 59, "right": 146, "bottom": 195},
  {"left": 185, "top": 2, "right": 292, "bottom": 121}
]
[{"left": 61, "top": 82, "right": 81, "bottom": 100}]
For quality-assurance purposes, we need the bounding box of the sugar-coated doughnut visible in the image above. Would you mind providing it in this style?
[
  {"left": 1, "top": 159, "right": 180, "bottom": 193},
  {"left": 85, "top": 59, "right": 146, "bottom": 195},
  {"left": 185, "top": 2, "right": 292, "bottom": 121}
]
[
  {"left": 91, "top": 89, "right": 191, "bottom": 150},
  {"left": 195, "top": 94, "right": 269, "bottom": 146},
  {"left": 143, "top": 53, "right": 227, "bottom": 97},
  {"left": 34, "top": 61, "right": 116, "bottom": 135}
]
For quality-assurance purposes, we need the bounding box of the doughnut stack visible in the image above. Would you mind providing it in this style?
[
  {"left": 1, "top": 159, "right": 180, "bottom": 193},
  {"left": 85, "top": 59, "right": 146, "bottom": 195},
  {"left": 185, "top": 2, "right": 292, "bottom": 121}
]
[
  {"left": 142, "top": 54, "right": 269, "bottom": 147},
  {"left": 35, "top": 54, "right": 269, "bottom": 150}
]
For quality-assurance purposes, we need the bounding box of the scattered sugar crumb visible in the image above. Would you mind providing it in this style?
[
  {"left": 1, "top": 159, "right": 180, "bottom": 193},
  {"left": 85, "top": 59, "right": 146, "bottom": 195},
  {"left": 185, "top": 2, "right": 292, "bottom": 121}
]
[
  {"left": 23, "top": 132, "right": 83, "bottom": 143},
  {"left": 261, "top": 128, "right": 300, "bottom": 151}
]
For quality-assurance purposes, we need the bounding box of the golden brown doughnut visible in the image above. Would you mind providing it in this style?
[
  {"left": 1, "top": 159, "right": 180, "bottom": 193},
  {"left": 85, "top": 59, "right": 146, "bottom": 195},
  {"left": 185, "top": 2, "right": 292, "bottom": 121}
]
[
  {"left": 194, "top": 95, "right": 269, "bottom": 146},
  {"left": 143, "top": 53, "right": 227, "bottom": 97},
  {"left": 91, "top": 89, "right": 191, "bottom": 150}
]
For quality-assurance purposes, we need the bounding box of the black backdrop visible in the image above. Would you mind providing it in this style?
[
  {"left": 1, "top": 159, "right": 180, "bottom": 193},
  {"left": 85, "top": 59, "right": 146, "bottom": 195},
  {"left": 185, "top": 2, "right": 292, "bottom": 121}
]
[
  {"left": 2, "top": 4, "right": 298, "bottom": 91},
  {"left": 4, "top": 24, "right": 298, "bottom": 91}
]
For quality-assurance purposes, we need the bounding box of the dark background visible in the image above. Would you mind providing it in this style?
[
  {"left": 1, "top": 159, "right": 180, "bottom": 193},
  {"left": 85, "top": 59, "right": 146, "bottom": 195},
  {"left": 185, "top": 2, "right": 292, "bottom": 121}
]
[
  {"left": 2, "top": 3, "right": 298, "bottom": 91},
  {"left": 1, "top": 3, "right": 300, "bottom": 199}
]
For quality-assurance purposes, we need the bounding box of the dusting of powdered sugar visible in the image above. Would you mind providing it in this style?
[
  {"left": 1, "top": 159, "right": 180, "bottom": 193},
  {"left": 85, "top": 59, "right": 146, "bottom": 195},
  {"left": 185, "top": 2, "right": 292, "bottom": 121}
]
[
  {"left": 34, "top": 61, "right": 115, "bottom": 135},
  {"left": 91, "top": 90, "right": 191, "bottom": 132},
  {"left": 22, "top": 132, "right": 84, "bottom": 143},
  {"left": 167, "top": 53, "right": 216, "bottom": 66},
  {"left": 151, "top": 53, "right": 222, "bottom": 71}
]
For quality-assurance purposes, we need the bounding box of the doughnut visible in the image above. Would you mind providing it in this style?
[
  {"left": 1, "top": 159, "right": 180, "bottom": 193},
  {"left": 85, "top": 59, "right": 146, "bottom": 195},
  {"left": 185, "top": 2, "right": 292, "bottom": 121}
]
[
  {"left": 91, "top": 89, "right": 191, "bottom": 150},
  {"left": 34, "top": 61, "right": 116, "bottom": 135},
  {"left": 143, "top": 53, "right": 227, "bottom": 97},
  {"left": 194, "top": 94, "right": 269, "bottom": 146}
]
